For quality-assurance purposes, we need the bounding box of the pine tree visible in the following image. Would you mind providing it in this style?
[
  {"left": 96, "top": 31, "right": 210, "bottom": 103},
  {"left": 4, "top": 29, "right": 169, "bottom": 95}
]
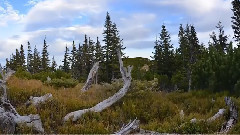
[
  {"left": 75, "top": 43, "right": 83, "bottom": 80},
  {"left": 41, "top": 38, "right": 50, "bottom": 71},
  {"left": 70, "top": 41, "right": 78, "bottom": 79},
  {"left": 95, "top": 37, "right": 103, "bottom": 62},
  {"left": 82, "top": 35, "right": 90, "bottom": 78},
  {"left": 19, "top": 44, "right": 25, "bottom": 68},
  {"left": 102, "top": 12, "right": 125, "bottom": 82},
  {"left": 153, "top": 24, "right": 174, "bottom": 78},
  {"left": 51, "top": 56, "right": 57, "bottom": 71},
  {"left": 231, "top": 0, "right": 240, "bottom": 43},
  {"left": 62, "top": 45, "right": 70, "bottom": 72},
  {"left": 209, "top": 21, "right": 229, "bottom": 53},
  {"left": 27, "top": 41, "right": 33, "bottom": 73},
  {"left": 32, "top": 46, "right": 41, "bottom": 73}
]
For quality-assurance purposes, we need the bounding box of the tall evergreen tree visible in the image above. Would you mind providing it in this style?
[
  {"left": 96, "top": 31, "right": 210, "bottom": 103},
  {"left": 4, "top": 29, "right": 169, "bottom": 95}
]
[
  {"left": 27, "top": 41, "right": 33, "bottom": 73},
  {"left": 70, "top": 41, "right": 79, "bottom": 79},
  {"left": 209, "top": 21, "right": 229, "bottom": 53},
  {"left": 51, "top": 56, "right": 57, "bottom": 71},
  {"left": 32, "top": 46, "right": 41, "bottom": 73},
  {"left": 95, "top": 37, "right": 103, "bottom": 62},
  {"left": 231, "top": 0, "right": 240, "bottom": 43},
  {"left": 102, "top": 12, "right": 125, "bottom": 82},
  {"left": 62, "top": 46, "right": 70, "bottom": 72},
  {"left": 19, "top": 44, "right": 25, "bottom": 68},
  {"left": 41, "top": 38, "right": 50, "bottom": 71}
]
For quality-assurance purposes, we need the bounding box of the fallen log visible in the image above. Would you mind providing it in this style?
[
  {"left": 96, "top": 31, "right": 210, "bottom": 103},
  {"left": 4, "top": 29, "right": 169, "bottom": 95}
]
[
  {"left": 115, "top": 119, "right": 160, "bottom": 135},
  {"left": 0, "top": 66, "right": 44, "bottom": 133},
  {"left": 220, "top": 97, "right": 238, "bottom": 133},
  {"left": 25, "top": 93, "right": 53, "bottom": 107},
  {"left": 81, "top": 61, "right": 100, "bottom": 92},
  {"left": 64, "top": 50, "right": 133, "bottom": 122}
]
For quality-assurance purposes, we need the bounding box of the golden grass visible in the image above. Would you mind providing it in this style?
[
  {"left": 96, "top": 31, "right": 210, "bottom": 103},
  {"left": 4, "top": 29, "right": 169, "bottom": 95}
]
[{"left": 6, "top": 77, "right": 239, "bottom": 134}]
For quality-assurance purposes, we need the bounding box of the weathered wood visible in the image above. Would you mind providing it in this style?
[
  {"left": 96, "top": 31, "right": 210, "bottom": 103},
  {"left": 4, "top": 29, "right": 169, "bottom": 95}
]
[
  {"left": 115, "top": 119, "right": 160, "bottom": 135},
  {"left": 0, "top": 67, "right": 44, "bottom": 133},
  {"left": 115, "top": 119, "right": 140, "bottom": 135},
  {"left": 207, "top": 109, "right": 225, "bottom": 122},
  {"left": 81, "top": 61, "right": 100, "bottom": 92},
  {"left": 64, "top": 50, "right": 133, "bottom": 122},
  {"left": 25, "top": 93, "right": 53, "bottom": 107},
  {"left": 220, "top": 97, "right": 238, "bottom": 133}
]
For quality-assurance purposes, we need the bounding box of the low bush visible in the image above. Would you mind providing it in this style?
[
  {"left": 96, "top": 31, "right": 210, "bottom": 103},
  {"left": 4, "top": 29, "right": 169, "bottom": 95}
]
[{"left": 46, "top": 78, "right": 78, "bottom": 88}]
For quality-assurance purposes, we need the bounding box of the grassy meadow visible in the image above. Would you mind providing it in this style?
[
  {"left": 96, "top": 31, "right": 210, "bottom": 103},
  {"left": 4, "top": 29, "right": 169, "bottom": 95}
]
[{"left": 6, "top": 76, "right": 240, "bottom": 134}]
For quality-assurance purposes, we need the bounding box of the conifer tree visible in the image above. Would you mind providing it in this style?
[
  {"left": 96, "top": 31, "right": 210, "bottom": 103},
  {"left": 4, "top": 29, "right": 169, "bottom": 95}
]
[
  {"left": 51, "top": 56, "right": 57, "bottom": 71},
  {"left": 153, "top": 24, "right": 174, "bottom": 78},
  {"left": 27, "top": 41, "right": 33, "bottom": 73},
  {"left": 209, "top": 21, "right": 229, "bottom": 53},
  {"left": 232, "top": 0, "right": 240, "bottom": 43},
  {"left": 62, "top": 46, "right": 70, "bottom": 73},
  {"left": 32, "top": 46, "right": 41, "bottom": 73},
  {"left": 70, "top": 41, "right": 78, "bottom": 79},
  {"left": 95, "top": 37, "right": 103, "bottom": 62},
  {"left": 102, "top": 12, "right": 125, "bottom": 82},
  {"left": 41, "top": 38, "right": 50, "bottom": 71},
  {"left": 19, "top": 44, "right": 25, "bottom": 68}
]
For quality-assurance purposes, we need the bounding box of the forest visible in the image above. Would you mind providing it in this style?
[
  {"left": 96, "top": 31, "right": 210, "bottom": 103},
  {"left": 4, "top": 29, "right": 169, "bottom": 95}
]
[{"left": 0, "top": 0, "right": 240, "bottom": 134}]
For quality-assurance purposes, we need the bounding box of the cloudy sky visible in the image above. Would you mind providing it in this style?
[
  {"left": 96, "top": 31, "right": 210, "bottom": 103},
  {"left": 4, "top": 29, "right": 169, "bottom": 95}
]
[{"left": 0, "top": 0, "right": 234, "bottom": 65}]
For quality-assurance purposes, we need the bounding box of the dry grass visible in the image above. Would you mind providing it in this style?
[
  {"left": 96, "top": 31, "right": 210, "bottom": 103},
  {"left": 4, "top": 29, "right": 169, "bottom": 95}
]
[{"left": 5, "top": 77, "right": 240, "bottom": 134}]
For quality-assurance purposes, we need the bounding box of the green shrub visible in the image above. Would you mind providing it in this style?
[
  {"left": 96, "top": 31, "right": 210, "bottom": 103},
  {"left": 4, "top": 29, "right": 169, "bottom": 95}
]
[
  {"left": 15, "top": 68, "right": 32, "bottom": 79},
  {"left": 46, "top": 78, "right": 78, "bottom": 88}
]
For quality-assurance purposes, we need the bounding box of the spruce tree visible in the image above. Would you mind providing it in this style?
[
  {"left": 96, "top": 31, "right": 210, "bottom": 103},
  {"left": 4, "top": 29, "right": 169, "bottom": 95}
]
[
  {"left": 51, "top": 56, "right": 57, "bottom": 71},
  {"left": 62, "top": 46, "right": 70, "bottom": 72},
  {"left": 95, "top": 37, "right": 103, "bottom": 62},
  {"left": 232, "top": 0, "right": 240, "bottom": 43},
  {"left": 82, "top": 35, "right": 90, "bottom": 78},
  {"left": 70, "top": 41, "right": 78, "bottom": 79},
  {"left": 209, "top": 21, "right": 229, "bottom": 53},
  {"left": 27, "top": 41, "right": 33, "bottom": 73},
  {"left": 32, "top": 46, "right": 41, "bottom": 73},
  {"left": 41, "top": 38, "right": 50, "bottom": 71},
  {"left": 19, "top": 44, "right": 25, "bottom": 68},
  {"left": 102, "top": 12, "right": 125, "bottom": 82}
]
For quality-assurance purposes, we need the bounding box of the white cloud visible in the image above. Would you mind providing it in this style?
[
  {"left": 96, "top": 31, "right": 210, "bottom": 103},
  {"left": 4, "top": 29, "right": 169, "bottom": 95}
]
[
  {"left": 23, "top": 0, "right": 109, "bottom": 31},
  {"left": 0, "top": 2, "right": 23, "bottom": 27}
]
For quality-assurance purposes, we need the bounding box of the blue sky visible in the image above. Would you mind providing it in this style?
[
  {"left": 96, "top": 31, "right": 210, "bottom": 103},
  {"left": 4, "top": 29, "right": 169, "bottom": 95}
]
[{"left": 0, "top": 0, "right": 234, "bottom": 65}]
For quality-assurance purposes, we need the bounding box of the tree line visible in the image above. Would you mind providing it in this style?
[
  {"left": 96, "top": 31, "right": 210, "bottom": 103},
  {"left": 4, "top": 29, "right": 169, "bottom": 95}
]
[
  {"left": 5, "top": 12, "right": 124, "bottom": 83},
  {"left": 4, "top": 0, "right": 240, "bottom": 94},
  {"left": 152, "top": 0, "right": 240, "bottom": 94}
]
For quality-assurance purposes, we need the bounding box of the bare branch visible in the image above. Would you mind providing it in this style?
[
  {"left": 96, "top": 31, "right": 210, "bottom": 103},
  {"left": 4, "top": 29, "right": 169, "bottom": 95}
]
[
  {"left": 25, "top": 93, "right": 53, "bottom": 107},
  {"left": 81, "top": 61, "right": 100, "bottom": 92},
  {"left": 64, "top": 50, "right": 133, "bottom": 122}
]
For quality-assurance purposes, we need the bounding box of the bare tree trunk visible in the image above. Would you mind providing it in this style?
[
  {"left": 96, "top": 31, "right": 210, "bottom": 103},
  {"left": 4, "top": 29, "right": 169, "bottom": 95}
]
[
  {"left": 188, "top": 70, "right": 192, "bottom": 92},
  {"left": 115, "top": 119, "right": 160, "bottom": 135},
  {"left": 0, "top": 67, "right": 44, "bottom": 133},
  {"left": 81, "top": 62, "right": 100, "bottom": 92},
  {"left": 64, "top": 50, "right": 133, "bottom": 122},
  {"left": 220, "top": 97, "right": 238, "bottom": 133},
  {"left": 25, "top": 93, "right": 52, "bottom": 107}
]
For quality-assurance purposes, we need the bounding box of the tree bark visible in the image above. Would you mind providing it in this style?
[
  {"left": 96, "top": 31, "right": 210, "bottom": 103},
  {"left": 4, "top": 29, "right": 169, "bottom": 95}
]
[
  {"left": 0, "top": 67, "right": 44, "bottom": 133},
  {"left": 25, "top": 93, "right": 52, "bottom": 107},
  {"left": 64, "top": 50, "right": 133, "bottom": 122},
  {"left": 115, "top": 119, "right": 160, "bottom": 135},
  {"left": 220, "top": 97, "right": 238, "bottom": 133},
  {"left": 81, "top": 61, "right": 100, "bottom": 92}
]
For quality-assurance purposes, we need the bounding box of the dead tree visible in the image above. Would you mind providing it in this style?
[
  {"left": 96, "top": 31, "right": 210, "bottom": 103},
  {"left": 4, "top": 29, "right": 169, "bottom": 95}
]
[
  {"left": 0, "top": 67, "right": 44, "bottom": 133},
  {"left": 115, "top": 119, "right": 160, "bottom": 135},
  {"left": 25, "top": 93, "right": 53, "bottom": 107},
  {"left": 220, "top": 97, "right": 238, "bottom": 133},
  {"left": 81, "top": 61, "right": 100, "bottom": 92},
  {"left": 64, "top": 50, "right": 133, "bottom": 122}
]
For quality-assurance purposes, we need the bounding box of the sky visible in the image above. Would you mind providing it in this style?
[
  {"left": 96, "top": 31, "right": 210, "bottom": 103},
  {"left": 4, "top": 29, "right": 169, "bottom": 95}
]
[{"left": 0, "top": 0, "right": 234, "bottom": 66}]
